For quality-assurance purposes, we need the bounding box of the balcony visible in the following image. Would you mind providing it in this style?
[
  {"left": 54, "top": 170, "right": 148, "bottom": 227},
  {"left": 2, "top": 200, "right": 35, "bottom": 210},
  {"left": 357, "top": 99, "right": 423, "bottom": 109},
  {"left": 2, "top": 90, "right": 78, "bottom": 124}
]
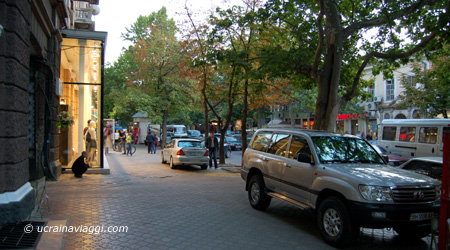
[{"left": 74, "top": 8, "right": 94, "bottom": 30}]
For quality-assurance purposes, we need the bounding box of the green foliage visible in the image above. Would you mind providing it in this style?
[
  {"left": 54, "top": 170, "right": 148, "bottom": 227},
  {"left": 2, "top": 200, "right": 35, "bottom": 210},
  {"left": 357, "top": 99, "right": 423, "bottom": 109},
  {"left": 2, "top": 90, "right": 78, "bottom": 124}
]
[
  {"left": 397, "top": 45, "right": 450, "bottom": 118},
  {"left": 106, "top": 7, "right": 200, "bottom": 131},
  {"left": 256, "top": 0, "right": 448, "bottom": 130}
]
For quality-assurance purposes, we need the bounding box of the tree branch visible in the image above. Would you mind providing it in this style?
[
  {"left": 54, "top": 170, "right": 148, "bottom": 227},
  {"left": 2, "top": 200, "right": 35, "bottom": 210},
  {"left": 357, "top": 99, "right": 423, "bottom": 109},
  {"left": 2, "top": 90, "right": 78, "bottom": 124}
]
[
  {"left": 344, "top": 0, "right": 441, "bottom": 37},
  {"left": 312, "top": 0, "right": 325, "bottom": 81},
  {"left": 342, "top": 30, "right": 438, "bottom": 104}
]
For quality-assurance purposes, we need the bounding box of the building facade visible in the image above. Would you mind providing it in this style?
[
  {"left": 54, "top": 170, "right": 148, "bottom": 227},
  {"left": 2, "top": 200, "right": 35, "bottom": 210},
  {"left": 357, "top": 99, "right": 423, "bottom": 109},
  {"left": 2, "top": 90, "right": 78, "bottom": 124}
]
[
  {"left": 266, "top": 60, "right": 438, "bottom": 137},
  {"left": 0, "top": 0, "right": 105, "bottom": 230}
]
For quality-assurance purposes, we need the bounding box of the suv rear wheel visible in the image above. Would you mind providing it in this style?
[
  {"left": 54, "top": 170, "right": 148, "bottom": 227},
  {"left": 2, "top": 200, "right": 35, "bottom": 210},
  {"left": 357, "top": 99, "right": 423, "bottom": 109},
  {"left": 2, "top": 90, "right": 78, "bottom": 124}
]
[
  {"left": 317, "top": 197, "right": 358, "bottom": 248},
  {"left": 248, "top": 175, "right": 271, "bottom": 210}
]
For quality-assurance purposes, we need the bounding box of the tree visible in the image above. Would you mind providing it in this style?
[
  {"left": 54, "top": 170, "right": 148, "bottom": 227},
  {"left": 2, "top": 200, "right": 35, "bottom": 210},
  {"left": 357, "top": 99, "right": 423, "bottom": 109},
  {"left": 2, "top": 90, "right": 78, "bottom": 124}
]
[
  {"left": 104, "top": 51, "right": 140, "bottom": 126},
  {"left": 123, "top": 7, "right": 197, "bottom": 146},
  {"left": 398, "top": 45, "right": 450, "bottom": 118},
  {"left": 206, "top": 0, "right": 298, "bottom": 156},
  {"left": 258, "top": 0, "right": 449, "bottom": 131}
]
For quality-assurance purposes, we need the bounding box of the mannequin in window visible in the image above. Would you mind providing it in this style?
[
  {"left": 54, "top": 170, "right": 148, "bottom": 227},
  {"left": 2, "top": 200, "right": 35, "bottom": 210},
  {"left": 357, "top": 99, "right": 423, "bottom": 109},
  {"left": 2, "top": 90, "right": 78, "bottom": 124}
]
[{"left": 85, "top": 120, "right": 97, "bottom": 165}]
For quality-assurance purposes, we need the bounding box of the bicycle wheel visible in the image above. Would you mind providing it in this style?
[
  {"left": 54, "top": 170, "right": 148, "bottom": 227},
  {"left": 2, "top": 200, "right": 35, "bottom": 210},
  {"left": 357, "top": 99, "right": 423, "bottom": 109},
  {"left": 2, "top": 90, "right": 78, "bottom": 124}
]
[{"left": 132, "top": 145, "right": 136, "bottom": 154}]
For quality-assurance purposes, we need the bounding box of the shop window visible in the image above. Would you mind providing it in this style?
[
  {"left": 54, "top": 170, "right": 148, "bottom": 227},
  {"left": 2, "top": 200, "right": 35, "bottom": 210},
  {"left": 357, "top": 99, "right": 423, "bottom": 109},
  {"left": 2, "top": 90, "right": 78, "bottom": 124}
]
[{"left": 60, "top": 34, "right": 104, "bottom": 167}]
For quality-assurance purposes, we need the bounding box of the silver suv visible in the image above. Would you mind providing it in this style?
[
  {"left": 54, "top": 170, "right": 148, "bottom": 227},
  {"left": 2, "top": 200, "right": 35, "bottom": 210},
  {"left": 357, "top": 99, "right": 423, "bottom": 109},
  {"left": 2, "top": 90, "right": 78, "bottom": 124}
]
[{"left": 241, "top": 129, "right": 440, "bottom": 248}]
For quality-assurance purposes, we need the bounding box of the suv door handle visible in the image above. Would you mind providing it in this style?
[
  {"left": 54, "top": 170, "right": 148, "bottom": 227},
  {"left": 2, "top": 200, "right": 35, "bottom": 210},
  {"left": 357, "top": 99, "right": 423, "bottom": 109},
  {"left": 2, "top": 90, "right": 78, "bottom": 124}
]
[
  {"left": 284, "top": 163, "right": 291, "bottom": 168},
  {"left": 263, "top": 157, "right": 269, "bottom": 162}
]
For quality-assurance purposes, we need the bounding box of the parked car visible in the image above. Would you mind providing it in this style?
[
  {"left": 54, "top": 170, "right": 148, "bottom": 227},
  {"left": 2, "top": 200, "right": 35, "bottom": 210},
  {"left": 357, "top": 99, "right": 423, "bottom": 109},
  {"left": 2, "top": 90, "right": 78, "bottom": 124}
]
[
  {"left": 241, "top": 128, "right": 441, "bottom": 248},
  {"left": 161, "top": 138, "right": 209, "bottom": 170},
  {"left": 188, "top": 130, "right": 201, "bottom": 137},
  {"left": 371, "top": 144, "right": 409, "bottom": 166},
  {"left": 399, "top": 157, "right": 443, "bottom": 180},
  {"left": 225, "top": 136, "right": 242, "bottom": 151}
]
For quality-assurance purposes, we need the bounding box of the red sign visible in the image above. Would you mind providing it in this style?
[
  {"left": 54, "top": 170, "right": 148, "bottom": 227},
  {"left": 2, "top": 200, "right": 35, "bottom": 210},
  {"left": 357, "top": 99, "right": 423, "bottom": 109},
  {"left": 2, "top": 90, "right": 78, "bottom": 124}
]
[{"left": 337, "top": 113, "right": 365, "bottom": 120}]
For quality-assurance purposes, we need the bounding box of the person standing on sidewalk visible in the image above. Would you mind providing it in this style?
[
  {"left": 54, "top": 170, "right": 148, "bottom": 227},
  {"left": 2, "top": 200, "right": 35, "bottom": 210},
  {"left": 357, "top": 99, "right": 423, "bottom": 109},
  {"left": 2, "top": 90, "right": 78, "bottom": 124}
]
[
  {"left": 126, "top": 132, "right": 134, "bottom": 156},
  {"left": 146, "top": 131, "right": 156, "bottom": 154},
  {"left": 119, "top": 129, "right": 126, "bottom": 154},
  {"left": 205, "top": 132, "right": 219, "bottom": 169}
]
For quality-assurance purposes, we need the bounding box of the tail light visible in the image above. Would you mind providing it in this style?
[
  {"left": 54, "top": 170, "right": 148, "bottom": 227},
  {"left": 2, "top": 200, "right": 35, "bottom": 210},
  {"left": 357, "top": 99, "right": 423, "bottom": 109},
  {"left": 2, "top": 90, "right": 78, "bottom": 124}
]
[
  {"left": 176, "top": 149, "right": 185, "bottom": 155},
  {"left": 204, "top": 150, "right": 209, "bottom": 156}
]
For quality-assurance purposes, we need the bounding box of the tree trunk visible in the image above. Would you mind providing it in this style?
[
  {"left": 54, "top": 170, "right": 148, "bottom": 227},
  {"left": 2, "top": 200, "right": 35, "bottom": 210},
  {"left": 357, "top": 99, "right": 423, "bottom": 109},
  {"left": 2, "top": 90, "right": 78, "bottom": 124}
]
[
  {"left": 161, "top": 109, "right": 168, "bottom": 148},
  {"left": 313, "top": 0, "right": 343, "bottom": 132},
  {"left": 242, "top": 79, "right": 249, "bottom": 155}
]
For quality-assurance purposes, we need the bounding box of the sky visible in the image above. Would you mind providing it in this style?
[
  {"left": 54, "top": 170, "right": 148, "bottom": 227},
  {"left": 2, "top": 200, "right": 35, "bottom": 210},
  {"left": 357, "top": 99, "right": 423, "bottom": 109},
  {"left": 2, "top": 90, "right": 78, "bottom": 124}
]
[{"left": 95, "top": 0, "right": 239, "bottom": 65}]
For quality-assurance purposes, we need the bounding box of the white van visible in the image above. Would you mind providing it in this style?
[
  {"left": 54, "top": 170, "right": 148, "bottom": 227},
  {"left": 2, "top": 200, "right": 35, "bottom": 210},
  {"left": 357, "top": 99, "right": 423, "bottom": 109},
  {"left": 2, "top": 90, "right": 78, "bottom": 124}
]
[
  {"left": 166, "top": 125, "right": 188, "bottom": 137},
  {"left": 378, "top": 119, "right": 450, "bottom": 158}
]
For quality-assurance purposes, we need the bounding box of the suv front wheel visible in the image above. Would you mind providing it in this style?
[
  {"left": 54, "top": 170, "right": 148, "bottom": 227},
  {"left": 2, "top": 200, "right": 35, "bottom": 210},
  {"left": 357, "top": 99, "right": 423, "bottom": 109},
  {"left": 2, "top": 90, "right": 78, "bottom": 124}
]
[
  {"left": 317, "top": 197, "right": 359, "bottom": 248},
  {"left": 248, "top": 175, "right": 271, "bottom": 210}
]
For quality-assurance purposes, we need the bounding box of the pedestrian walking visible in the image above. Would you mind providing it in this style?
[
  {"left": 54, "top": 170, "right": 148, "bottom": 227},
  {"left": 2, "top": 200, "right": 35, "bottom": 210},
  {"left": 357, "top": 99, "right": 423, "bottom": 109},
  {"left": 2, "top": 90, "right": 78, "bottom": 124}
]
[
  {"left": 153, "top": 133, "right": 158, "bottom": 154},
  {"left": 146, "top": 131, "right": 156, "bottom": 154},
  {"left": 126, "top": 132, "right": 134, "bottom": 156},
  {"left": 205, "top": 132, "right": 219, "bottom": 169},
  {"left": 119, "top": 129, "right": 126, "bottom": 154}
]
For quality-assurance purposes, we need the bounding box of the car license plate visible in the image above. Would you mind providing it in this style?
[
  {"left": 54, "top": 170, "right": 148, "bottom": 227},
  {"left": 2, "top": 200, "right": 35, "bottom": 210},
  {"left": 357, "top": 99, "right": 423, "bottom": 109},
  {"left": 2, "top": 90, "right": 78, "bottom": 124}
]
[{"left": 410, "top": 212, "right": 434, "bottom": 221}]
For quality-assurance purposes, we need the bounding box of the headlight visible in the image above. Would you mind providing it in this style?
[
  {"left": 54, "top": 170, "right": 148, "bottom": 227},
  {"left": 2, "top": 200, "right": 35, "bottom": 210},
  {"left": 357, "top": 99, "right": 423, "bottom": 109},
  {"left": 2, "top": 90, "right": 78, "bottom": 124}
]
[{"left": 359, "top": 185, "right": 393, "bottom": 202}]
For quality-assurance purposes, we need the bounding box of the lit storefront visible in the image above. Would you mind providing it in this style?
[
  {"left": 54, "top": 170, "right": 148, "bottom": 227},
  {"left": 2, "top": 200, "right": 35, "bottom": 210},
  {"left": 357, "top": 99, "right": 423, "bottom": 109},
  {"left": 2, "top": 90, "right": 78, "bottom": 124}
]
[
  {"left": 59, "top": 30, "right": 107, "bottom": 168},
  {"left": 337, "top": 113, "right": 374, "bottom": 136}
]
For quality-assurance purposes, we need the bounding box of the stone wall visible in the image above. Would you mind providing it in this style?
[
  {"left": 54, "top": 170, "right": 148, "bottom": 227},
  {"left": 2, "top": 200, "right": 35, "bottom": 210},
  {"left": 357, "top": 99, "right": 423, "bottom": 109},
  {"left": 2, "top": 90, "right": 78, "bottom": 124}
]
[
  {"left": 0, "top": 0, "right": 64, "bottom": 230},
  {"left": 0, "top": 0, "right": 32, "bottom": 193}
]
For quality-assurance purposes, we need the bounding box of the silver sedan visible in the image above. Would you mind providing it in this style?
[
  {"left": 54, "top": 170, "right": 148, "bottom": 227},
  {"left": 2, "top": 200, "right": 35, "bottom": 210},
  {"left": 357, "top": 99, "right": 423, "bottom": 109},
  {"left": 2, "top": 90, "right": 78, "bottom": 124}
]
[{"left": 161, "top": 138, "right": 209, "bottom": 170}]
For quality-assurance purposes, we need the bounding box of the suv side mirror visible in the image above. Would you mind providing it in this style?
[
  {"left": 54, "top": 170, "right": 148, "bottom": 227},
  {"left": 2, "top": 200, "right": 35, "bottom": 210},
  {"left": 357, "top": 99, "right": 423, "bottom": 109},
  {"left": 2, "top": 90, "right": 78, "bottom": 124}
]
[{"left": 297, "top": 152, "right": 313, "bottom": 164}]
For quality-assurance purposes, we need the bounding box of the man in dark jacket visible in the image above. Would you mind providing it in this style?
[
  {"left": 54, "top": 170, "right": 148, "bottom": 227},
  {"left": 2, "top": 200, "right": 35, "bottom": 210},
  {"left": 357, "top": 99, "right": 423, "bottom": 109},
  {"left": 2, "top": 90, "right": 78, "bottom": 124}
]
[
  {"left": 205, "top": 132, "right": 219, "bottom": 169},
  {"left": 146, "top": 131, "right": 156, "bottom": 154},
  {"left": 72, "top": 151, "right": 90, "bottom": 178}
]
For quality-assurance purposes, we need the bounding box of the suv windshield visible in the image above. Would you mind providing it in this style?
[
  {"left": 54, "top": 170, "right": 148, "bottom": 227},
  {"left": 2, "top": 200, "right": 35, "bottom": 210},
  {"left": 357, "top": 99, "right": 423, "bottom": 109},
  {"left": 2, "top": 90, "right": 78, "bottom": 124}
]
[{"left": 312, "top": 136, "right": 384, "bottom": 164}]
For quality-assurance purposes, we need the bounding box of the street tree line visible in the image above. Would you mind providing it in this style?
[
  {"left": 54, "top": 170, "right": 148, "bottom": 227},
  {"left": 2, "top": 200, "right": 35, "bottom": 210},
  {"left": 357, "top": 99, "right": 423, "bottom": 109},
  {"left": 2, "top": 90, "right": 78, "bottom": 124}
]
[{"left": 104, "top": 0, "right": 450, "bottom": 162}]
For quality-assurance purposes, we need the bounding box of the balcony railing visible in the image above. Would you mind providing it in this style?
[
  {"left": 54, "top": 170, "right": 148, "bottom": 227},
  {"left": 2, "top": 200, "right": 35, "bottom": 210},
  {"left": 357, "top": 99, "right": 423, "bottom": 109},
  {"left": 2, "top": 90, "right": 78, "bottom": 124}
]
[{"left": 74, "top": 9, "right": 93, "bottom": 22}]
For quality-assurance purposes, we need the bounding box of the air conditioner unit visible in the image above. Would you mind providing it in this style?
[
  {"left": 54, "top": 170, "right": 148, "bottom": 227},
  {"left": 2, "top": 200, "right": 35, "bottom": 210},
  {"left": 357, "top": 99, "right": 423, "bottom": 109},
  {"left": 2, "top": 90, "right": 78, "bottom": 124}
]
[
  {"left": 373, "top": 96, "right": 383, "bottom": 103},
  {"left": 366, "top": 102, "right": 376, "bottom": 111}
]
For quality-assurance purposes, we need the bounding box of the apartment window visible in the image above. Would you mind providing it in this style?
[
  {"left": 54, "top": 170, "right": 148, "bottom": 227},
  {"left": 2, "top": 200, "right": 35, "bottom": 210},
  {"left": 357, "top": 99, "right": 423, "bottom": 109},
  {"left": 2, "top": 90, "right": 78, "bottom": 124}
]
[
  {"left": 407, "top": 75, "right": 414, "bottom": 84},
  {"left": 421, "top": 61, "right": 429, "bottom": 71},
  {"left": 369, "top": 84, "right": 375, "bottom": 98},
  {"left": 385, "top": 79, "right": 395, "bottom": 101}
]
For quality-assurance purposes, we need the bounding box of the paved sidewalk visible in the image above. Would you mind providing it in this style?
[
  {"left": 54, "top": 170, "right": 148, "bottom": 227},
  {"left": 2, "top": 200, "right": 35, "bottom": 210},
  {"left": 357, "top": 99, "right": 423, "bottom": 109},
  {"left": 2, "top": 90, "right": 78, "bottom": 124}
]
[{"left": 32, "top": 144, "right": 436, "bottom": 250}]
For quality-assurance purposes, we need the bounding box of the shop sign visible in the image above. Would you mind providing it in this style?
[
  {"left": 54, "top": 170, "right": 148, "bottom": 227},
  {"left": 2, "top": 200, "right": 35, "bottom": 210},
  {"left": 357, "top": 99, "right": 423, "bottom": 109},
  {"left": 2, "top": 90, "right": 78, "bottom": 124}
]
[{"left": 337, "top": 113, "right": 367, "bottom": 120}]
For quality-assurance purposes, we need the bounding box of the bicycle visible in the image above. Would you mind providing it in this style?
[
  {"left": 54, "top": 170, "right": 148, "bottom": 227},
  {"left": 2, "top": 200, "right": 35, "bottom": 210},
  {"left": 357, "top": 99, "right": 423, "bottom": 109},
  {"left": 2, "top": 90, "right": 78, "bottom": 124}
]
[{"left": 112, "top": 142, "right": 136, "bottom": 154}]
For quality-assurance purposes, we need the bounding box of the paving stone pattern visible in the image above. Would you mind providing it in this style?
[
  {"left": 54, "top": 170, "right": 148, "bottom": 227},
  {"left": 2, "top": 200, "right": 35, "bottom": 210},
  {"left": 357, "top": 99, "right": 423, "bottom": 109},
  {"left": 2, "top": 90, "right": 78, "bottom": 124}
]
[{"left": 40, "top": 145, "right": 436, "bottom": 250}]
